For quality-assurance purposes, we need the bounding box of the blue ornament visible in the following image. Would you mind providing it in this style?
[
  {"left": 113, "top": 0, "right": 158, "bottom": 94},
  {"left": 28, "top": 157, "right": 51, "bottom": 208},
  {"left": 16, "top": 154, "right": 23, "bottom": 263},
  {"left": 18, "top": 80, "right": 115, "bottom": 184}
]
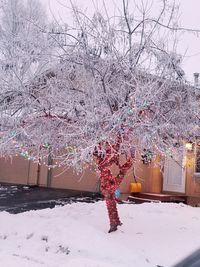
[
  {"left": 128, "top": 108, "right": 133, "bottom": 115},
  {"left": 143, "top": 100, "right": 148, "bottom": 107},
  {"left": 115, "top": 188, "right": 121, "bottom": 199}
]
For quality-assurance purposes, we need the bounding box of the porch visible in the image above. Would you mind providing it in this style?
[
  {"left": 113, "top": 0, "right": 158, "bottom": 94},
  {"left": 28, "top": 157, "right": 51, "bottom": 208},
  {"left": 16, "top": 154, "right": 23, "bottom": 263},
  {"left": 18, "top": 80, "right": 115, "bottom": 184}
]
[{"left": 127, "top": 192, "right": 187, "bottom": 204}]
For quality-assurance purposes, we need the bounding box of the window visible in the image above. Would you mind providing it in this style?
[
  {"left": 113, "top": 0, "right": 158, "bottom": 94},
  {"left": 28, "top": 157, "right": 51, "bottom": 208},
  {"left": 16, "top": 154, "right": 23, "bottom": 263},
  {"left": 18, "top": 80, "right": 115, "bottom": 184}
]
[{"left": 195, "top": 141, "right": 200, "bottom": 173}]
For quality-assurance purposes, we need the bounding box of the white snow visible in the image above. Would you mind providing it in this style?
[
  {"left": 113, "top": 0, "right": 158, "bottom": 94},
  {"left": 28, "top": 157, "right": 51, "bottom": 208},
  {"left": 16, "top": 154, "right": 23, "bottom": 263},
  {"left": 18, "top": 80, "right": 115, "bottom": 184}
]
[{"left": 0, "top": 201, "right": 200, "bottom": 267}]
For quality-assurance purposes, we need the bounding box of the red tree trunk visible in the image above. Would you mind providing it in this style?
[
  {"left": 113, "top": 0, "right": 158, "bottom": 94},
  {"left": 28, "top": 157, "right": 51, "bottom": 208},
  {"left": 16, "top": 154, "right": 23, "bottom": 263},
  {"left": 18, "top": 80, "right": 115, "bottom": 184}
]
[{"left": 94, "top": 139, "right": 133, "bottom": 233}]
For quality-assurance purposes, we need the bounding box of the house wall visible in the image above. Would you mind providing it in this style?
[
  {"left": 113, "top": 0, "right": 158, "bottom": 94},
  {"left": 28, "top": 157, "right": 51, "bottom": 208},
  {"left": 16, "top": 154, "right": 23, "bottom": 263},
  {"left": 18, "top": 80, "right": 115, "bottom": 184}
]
[
  {"left": 50, "top": 164, "right": 99, "bottom": 192},
  {"left": 134, "top": 157, "right": 162, "bottom": 194},
  {"left": 185, "top": 151, "right": 200, "bottom": 206},
  {"left": 47, "top": 155, "right": 162, "bottom": 194},
  {"left": 38, "top": 163, "right": 48, "bottom": 187},
  {"left": 0, "top": 156, "right": 36, "bottom": 185},
  {"left": 49, "top": 155, "right": 162, "bottom": 193},
  {"left": 0, "top": 155, "right": 163, "bottom": 194},
  {"left": 1, "top": 152, "right": 200, "bottom": 201},
  {"left": 27, "top": 161, "right": 39, "bottom": 185}
]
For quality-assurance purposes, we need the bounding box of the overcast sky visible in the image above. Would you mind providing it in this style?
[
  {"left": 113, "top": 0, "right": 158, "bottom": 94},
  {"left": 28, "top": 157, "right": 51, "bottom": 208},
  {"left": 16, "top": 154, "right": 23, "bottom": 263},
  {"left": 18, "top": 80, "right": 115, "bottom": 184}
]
[{"left": 41, "top": 0, "right": 200, "bottom": 83}]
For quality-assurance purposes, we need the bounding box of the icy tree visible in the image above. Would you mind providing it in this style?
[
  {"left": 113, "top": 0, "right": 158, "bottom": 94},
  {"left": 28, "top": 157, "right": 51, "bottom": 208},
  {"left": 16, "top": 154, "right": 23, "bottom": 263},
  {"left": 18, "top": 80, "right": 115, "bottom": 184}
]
[
  {"left": 0, "top": 0, "right": 198, "bottom": 170},
  {"left": 0, "top": 0, "right": 54, "bottom": 157}
]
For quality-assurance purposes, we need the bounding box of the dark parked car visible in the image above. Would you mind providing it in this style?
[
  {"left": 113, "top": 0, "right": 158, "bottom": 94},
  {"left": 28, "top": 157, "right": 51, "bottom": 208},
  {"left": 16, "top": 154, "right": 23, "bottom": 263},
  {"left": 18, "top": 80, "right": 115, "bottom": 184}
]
[{"left": 173, "top": 249, "right": 200, "bottom": 267}]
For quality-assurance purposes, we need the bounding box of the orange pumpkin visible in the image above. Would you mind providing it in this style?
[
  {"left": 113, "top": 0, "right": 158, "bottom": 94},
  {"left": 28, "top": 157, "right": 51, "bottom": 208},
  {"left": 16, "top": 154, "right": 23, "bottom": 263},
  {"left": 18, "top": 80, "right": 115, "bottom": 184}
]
[{"left": 130, "top": 182, "right": 142, "bottom": 193}]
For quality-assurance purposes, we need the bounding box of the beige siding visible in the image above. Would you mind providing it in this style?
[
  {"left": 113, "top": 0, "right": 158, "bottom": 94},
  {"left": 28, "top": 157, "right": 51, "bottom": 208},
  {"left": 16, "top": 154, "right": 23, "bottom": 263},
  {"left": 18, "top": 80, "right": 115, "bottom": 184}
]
[
  {"left": 185, "top": 151, "right": 200, "bottom": 205},
  {"left": 185, "top": 152, "right": 200, "bottom": 197},
  {"left": 27, "top": 161, "right": 38, "bottom": 185},
  {"left": 51, "top": 165, "right": 99, "bottom": 192},
  {"left": 0, "top": 155, "right": 162, "bottom": 194},
  {"left": 38, "top": 164, "right": 48, "bottom": 187},
  {"left": 134, "top": 157, "right": 162, "bottom": 194},
  {"left": 0, "top": 156, "right": 30, "bottom": 185}
]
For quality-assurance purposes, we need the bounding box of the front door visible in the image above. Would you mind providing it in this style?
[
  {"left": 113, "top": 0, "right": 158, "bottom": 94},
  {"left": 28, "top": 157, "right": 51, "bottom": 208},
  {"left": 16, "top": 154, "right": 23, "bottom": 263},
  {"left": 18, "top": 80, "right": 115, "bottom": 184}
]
[{"left": 163, "top": 155, "right": 186, "bottom": 193}]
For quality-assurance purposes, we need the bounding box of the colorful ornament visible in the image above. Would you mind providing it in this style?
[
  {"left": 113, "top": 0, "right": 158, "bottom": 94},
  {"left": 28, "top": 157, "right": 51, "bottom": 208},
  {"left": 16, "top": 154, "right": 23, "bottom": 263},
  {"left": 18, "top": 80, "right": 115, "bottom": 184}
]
[
  {"left": 43, "top": 143, "right": 50, "bottom": 149},
  {"left": 141, "top": 149, "right": 153, "bottom": 164},
  {"left": 115, "top": 188, "right": 121, "bottom": 199},
  {"left": 127, "top": 108, "right": 134, "bottom": 115}
]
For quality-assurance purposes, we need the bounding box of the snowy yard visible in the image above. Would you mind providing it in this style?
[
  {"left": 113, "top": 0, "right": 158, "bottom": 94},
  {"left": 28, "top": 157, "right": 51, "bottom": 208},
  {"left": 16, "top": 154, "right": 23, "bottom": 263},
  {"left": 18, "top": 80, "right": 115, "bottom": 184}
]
[{"left": 0, "top": 202, "right": 200, "bottom": 267}]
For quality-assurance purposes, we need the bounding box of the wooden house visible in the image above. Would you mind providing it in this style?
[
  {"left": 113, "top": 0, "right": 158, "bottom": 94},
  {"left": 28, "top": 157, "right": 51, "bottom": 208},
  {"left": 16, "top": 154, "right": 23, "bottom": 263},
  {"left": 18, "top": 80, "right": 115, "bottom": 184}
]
[{"left": 0, "top": 142, "right": 200, "bottom": 206}]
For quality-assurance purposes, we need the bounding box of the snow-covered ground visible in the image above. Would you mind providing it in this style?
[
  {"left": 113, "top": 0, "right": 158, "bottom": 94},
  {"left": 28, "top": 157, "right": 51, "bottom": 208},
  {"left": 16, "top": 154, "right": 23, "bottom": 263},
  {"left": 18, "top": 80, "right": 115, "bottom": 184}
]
[{"left": 0, "top": 201, "right": 200, "bottom": 267}]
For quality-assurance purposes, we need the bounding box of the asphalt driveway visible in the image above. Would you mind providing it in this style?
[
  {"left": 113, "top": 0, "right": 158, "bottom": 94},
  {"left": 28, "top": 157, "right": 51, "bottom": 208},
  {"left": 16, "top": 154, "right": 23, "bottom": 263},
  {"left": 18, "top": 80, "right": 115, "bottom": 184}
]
[{"left": 0, "top": 183, "right": 102, "bottom": 214}]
